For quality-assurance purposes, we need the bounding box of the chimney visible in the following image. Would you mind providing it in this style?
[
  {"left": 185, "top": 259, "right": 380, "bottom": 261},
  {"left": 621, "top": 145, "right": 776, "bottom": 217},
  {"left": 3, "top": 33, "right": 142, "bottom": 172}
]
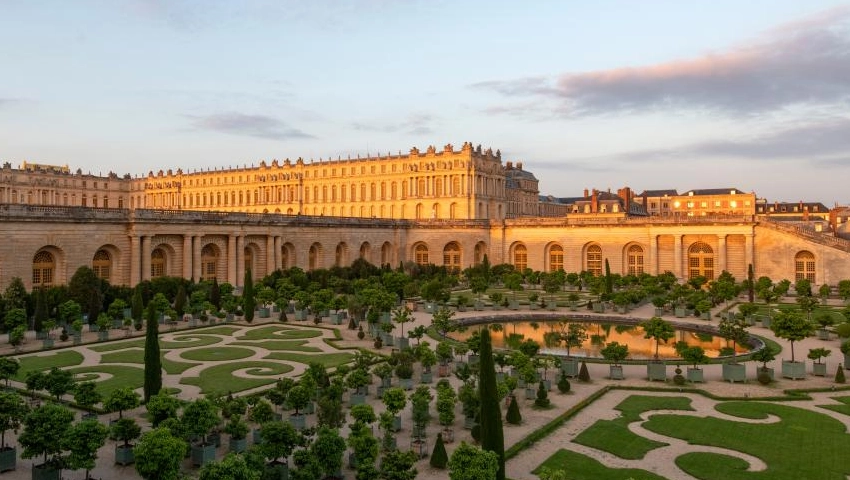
[
  {"left": 506, "top": 161, "right": 513, "bottom": 170},
  {"left": 591, "top": 189, "right": 599, "bottom": 213},
  {"left": 584, "top": 188, "right": 589, "bottom": 199},
  {"left": 517, "top": 162, "right": 523, "bottom": 170}
]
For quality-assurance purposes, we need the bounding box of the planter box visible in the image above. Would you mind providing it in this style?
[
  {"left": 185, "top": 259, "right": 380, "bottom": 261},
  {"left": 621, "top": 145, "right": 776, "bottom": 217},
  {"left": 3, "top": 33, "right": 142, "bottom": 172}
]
[
  {"left": 700, "top": 312, "right": 711, "bottom": 320},
  {"left": 593, "top": 303, "right": 605, "bottom": 313},
  {"left": 264, "top": 462, "right": 289, "bottom": 480},
  {"left": 229, "top": 437, "right": 247, "bottom": 453},
  {"left": 674, "top": 307, "right": 686, "bottom": 318},
  {"left": 31, "top": 463, "right": 60, "bottom": 480},
  {"left": 654, "top": 307, "right": 665, "bottom": 316},
  {"left": 524, "top": 387, "right": 536, "bottom": 400},
  {"left": 813, "top": 362, "right": 828, "bottom": 376},
  {"left": 0, "top": 447, "right": 16, "bottom": 473},
  {"left": 259, "top": 307, "right": 271, "bottom": 318},
  {"left": 845, "top": 353, "right": 850, "bottom": 368},
  {"left": 399, "top": 378, "right": 414, "bottom": 391},
  {"left": 817, "top": 329, "right": 830, "bottom": 340},
  {"left": 782, "top": 360, "right": 806, "bottom": 380},
  {"left": 420, "top": 372, "right": 433, "bottom": 384},
  {"left": 226, "top": 313, "right": 235, "bottom": 322},
  {"left": 411, "top": 439, "right": 429, "bottom": 459},
  {"left": 463, "top": 416, "right": 476, "bottom": 430},
  {"left": 294, "top": 310, "right": 307, "bottom": 321},
  {"left": 438, "top": 364, "right": 451, "bottom": 377},
  {"left": 647, "top": 362, "right": 667, "bottom": 381},
  {"left": 761, "top": 317, "right": 771, "bottom": 329},
  {"left": 208, "top": 432, "right": 221, "bottom": 448},
  {"left": 88, "top": 324, "right": 99, "bottom": 332},
  {"left": 42, "top": 338, "right": 54, "bottom": 349},
  {"left": 723, "top": 363, "right": 746, "bottom": 383},
  {"left": 392, "top": 415, "right": 402, "bottom": 432},
  {"left": 289, "top": 413, "right": 307, "bottom": 430},
  {"left": 191, "top": 443, "right": 216, "bottom": 467},
  {"left": 381, "top": 333, "right": 394, "bottom": 347},
  {"left": 561, "top": 358, "right": 579, "bottom": 378},
  {"left": 115, "top": 445, "right": 135, "bottom": 465},
  {"left": 349, "top": 393, "right": 366, "bottom": 406},
  {"left": 252, "top": 428, "right": 263, "bottom": 445},
  {"left": 609, "top": 365, "right": 624, "bottom": 380},
  {"left": 396, "top": 337, "right": 409, "bottom": 350},
  {"left": 468, "top": 354, "right": 480, "bottom": 366},
  {"left": 330, "top": 312, "right": 342, "bottom": 324},
  {"left": 686, "top": 367, "right": 704, "bottom": 383},
  {"left": 98, "top": 331, "right": 109, "bottom": 341},
  {"left": 756, "top": 367, "right": 774, "bottom": 382}
]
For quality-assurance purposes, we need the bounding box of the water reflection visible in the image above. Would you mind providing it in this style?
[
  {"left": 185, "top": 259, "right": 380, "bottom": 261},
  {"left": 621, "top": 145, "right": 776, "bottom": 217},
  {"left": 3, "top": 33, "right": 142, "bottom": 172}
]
[{"left": 452, "top": 320, "right": 748, "bottom": 360}]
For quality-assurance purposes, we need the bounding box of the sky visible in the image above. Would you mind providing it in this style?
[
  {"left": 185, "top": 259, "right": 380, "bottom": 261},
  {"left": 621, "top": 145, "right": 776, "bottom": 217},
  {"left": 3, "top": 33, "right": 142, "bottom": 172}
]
[{"left": 2, "top": 1, "right": 850, "bottom": 204}]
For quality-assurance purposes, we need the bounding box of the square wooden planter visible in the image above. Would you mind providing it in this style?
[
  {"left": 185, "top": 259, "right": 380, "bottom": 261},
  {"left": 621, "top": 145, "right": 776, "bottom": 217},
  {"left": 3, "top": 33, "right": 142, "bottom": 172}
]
[
  {"left": 722, "top": 363, "right": 746, "bottom": 383},
  {"left": 191, "top": 443, "right": 216, "bottom": 467},
  {"left": 229, "top": 437, "right": 247, "bottom": 453},
  {"left": 782, "top": 360, "right": 806, "bottom": 380},
  {"left": 115, "top": 445, "right": 135, "bottom": 466},
  {"left": 561, "top": 358, "right": 579, "bottom": 378},
  {"left": 609, "top": 365, "right": 624, "bottom": 380},
  {"left": 812, "top": 362, "right": 828, "bottom": 376},
  {"left": 289, "top": 413, "right": 307, "bottom": 430},
  {"left": 0, "top": 447, "right": 16, "bottom": 473},
  {"left": 31, "top": 463, "right": 60, "bottom": 480},
  {"left": 686, "top": 367, "right": 704, "bottom": 383},
  {"left": 647, "top": 362, "right": 667, "bottom": 381}
]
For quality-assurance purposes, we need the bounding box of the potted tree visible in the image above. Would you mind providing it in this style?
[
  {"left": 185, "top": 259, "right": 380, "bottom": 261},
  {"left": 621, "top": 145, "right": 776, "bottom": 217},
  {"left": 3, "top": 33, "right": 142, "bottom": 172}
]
[
  {"left": 73, "top": 381, "right": 102, "bottom": 421},
  {"left": 651, "top": 296, "right": 667, "bottom": 316},
  {"left": 641, "top": 316, "right": 675, "bottom": 381},
  {"left": 771, "top": 309, "right": 815, "bottom": 379},
  {"left": 436, "top": 342, "right": 454, "bottom": 377},
  {"left": 559, "top": 322, "right": 588, "bottom": 377},
  {"left": 751, "top": 346, "right": 776, "bottom": 383},
  {"left": 680, "top": 346, "right": 709, "bottom": 383},
  {"left": 181, "top": 398, "right": 220, "bottom": 467},
  {"left": 96, "top": 312, "right": 110, "bottom": 341},
  {"left": 436, "top": 382, "right": 457, "bottom": 443},
  {"left": 373, "top": 362, "right": 394, "bottom": 397},
  {"left": 111, "top": 417, "right": 141, "bottom": 465},
  {"left": 249, "top": 398, "right": 275, "bottom": 443},
  {"left": 409, "top": 385, "right": 433, "bottom": 458},
  {"left": 392, "top": 306, "right": 413, "bottom": 349},
  {"left": 417, "top": 341, "right": 437, "bottom": 384},
  {"left": 223, "top": 414, "right": 249, "bottom": 453},
  {"left": 381, "top": 387, "right": 407, "bottom": 433},
  {"left": 842, "top": 340, "right": 850, "bottom": 369},
  {"left": 63, "top": 418, "right": 109, "bottom": 480},
  {"left": 808, "top": 347, "right": 831, "bottom": 376},
  {"left": 346, "top": 368, "right": 371, "bottom": 407},
  {"left": 258, "top": 420, "right": 302, "bottom": 479},
  {"left": 311, "top": 426, "right": 347, "bottom": 479},
  {"left": 19, "top": 402, "right": 74, "bottom": 480},
  {"left": 286, "top": 384, "right": 311, "bottom": 430},
  {"left": 718, "top": 316, "right": 748, "bottom": 383},
  {"left": 0, "top": 391, "right": 28, "bottom": 473},
  {"left": 814, "top": 313, "right": 835, "bottom": 340},
  {"left": 600, "top": 341, "right": 629, "bottom": 380},
  {"left": 133, "top": 427, "right": 188, "bottom": 480},
  {"left": 103, "top": 387, "right": 141, "bottom": 421}
]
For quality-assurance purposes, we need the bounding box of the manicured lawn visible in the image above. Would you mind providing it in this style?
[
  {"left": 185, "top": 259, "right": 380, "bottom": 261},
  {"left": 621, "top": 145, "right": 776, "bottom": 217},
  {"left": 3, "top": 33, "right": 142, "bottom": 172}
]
[
  {"left": 89, "top": 339, "right": 145, "bottom": 352},
  {"left": 15, "top": 350, "right": 85, "bottom": 378},
  {"left": 573, "top": 395, "right": 694, "bottom": 459},
  {"left": 235, "top": 325, "right": 322, "bottom": 340},
  {"left": 535, "top": 449, "right": 666, "bottom": 480},
  {"left": 100, "top": 349, "right": 198, "bottom": 374},
  {"left": 180, "top": 346, "right": 256, "bottom": 361},
  {"left": 818, "top": 396, "right": 850, "bottom": 416},
  {"left": 68, "top": 364, "right": 144, "bottom": 398},
  {"left": 232, "top": 340, "right": 321, "bottom": 352},
  {"left": 194, "top": 326, "right": 241, "bottom": 335},
  {"left": 646, "top": 401, "right": 850, "bottom": 479},
  {"left": 264, "top": 351, "right": 354, "bottom": 368},
  {"left": 161, "top": 334, "right": 223, "bottom": 349},
  {"left": 180, "top": 361, "right": 294, "bottom": 394}
]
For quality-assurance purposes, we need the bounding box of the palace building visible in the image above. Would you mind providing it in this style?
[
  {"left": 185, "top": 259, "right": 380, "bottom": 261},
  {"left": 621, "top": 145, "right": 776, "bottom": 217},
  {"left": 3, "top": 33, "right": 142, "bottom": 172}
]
[{"left": 2, "top": 142, "right": 850, "bottom": 292}]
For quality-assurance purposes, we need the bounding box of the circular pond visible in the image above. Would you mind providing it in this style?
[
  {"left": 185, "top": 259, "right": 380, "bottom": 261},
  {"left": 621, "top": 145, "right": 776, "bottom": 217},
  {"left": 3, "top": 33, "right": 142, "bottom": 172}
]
[{"left": 451, "top": 319, "right": 748, "bottom": 360}]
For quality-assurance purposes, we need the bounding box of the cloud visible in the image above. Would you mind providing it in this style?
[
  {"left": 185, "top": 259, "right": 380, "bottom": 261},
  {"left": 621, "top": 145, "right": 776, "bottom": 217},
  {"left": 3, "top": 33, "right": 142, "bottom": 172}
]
[
  {"left": 474, "top": 6, "right": 850, "bottom": 117},
  {"left": 351, "top": 112, "right": 436, "bottom": 135},
  {"left": 186, "top": 112, "right": 313, "bottom": 140}
]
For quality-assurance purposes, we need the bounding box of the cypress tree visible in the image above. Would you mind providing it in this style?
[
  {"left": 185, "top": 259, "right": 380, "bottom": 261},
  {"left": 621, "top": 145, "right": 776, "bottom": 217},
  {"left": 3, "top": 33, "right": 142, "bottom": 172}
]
[
  {"left": 747, "top": 264, "right": 755, "bottom": 303},
  {"left": 534, "top": 381, "right": 550, "bottom": 408},
  {"left": 478, "top": 328, "right": 505, "bottom": 480},
  {"left": 505, "top": 396, "right": 522, "bottom": 425},
  {"left": 33, "top": 287, "right": 48, "bottom": 334},
  {"left": 131, "top": 287, "right": 144, "bottom": 326},
  {"left": 243, "top": 268, "right": 255, "bottom": 323},
  {"left": 143, "top": 303, "right": 162, "bottom": 402},
  {"left": 430, "top": 432, "right": 448, "bottom": 468},
  {"left": 836, "top": 365, "right": 846, "bottom": 384},
  {"left": 604, "top": 259, "right": 613, "bottom": 299},
  {"left": 174, "top": 285, "right": 187, "bottom": 317},
  {"left": 578, "top": 361, "right": 590, "bottom": 382},
  {"left": 210, "top": 278, "right": 221, "bottom": 311}
]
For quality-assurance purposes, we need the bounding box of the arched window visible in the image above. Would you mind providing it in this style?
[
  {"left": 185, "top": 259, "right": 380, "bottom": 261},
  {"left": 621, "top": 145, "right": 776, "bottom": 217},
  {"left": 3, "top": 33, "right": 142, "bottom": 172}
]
[
  {"left": 474, "top": 242, "right": 487, "bottom": 266},
  {"left": 309, "top": 243, "right": 321, "bottom": 270},
  {"left": 414, "top": 244, "right": 429, "bottom": 266},
  {"left": 627, "top": 245, "right": 644, "bottom": 276},
  {"left": 32, "top": 251, "right": 55, "bottom": 287},
  {"left": 243, "top": 247, "right": 252, "bottom": 278},
  {"left": 381, "top": 242, "right": 393, "bottom": 266},
  {"left": 360, "top": 242, "right": 371, "bottom": 262},
  {"left": 586, "top": 245, "right": 602, "bottom": 276},
  {"left": 549, "top": 245, "right": 564, "bottom": 272},
  {"left": 335, "top": 243, "right": 347, "bottom": 267},
  {"left": 151, "top": 248, "right": 166, "bottom": 278},
  {"left": 201, "top": 245, "right": 219, "bottom": 281},
  {"left": 92, "top": 249, "right": 111, "bottom": 281},
  {"left": 513, "top": 244, "right": 528, "bottom": 272},
  {"left": 688, "top": 242, "right": 714, "bottom": 280},
  {"left": 795, "top": 251, "right": 816, "bottom": 283},
  {"left": 281, "top": 243, "right": 295, "bottom": 269},
  {"left": 443, "top": 242, "right": 461, "bottom": 273}
]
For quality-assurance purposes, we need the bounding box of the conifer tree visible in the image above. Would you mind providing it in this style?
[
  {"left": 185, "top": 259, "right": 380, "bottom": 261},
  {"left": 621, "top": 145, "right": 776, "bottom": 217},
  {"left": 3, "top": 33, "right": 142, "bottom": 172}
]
[
  {"left": 836, "top": 364, "right": 846, "bottom": 384},
  {"left": 505, "top": 396, "right": 522, "bottom": 425},
  {"left": 131, "top": 287, "right": 144, "bottom": 327},
  {"left": 477, "top": 328, "right": 505, "bottom": 480},
  {"left": 143, "top": 303, "right": 162, "bottom": 402},
  {"left": 534, "top": 381, "right": 550, "bottom": 408},
  {"left": 578, "top": 361, "right": 590, "bottom": 382},
  {"left": 430, "top": 432, "right": 448, "bottom": 469},
  {"left": 243, "top": 268, "right": 255, "bottom": 323}
]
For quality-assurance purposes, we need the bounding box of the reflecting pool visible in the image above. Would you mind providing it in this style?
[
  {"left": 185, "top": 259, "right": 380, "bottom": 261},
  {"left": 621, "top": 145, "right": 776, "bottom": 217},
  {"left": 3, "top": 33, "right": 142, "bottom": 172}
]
[{"left": 451, "top": 320, "right": 748, "bottom": 360}]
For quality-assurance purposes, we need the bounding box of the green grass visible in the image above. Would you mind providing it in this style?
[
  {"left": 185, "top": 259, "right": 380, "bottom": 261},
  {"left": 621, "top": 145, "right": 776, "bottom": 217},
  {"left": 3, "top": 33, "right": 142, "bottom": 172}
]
[
  {"left": 645, "top": 401, "right": 850, "bottom": 479},
  {"left": 264, "top": 351, "right": 354, "bottom": 368},
  {"left": 89, "top": 339, "right": 145, "bottom": 352},
  {"left": 194, "top": 326, "right": 241, "bottom": 335},
  {"left": 161, "top": 334, "right": 223, "bottom": 349},
  {"left": 235, "top": 325, "right": 321, "bottom": 340},
  {"left": 180, "top": 347, "right": 256, "bottom": 361},
  {"left": 180, "top": 361, "right": 294, "bottom": 395},
  {"left": 100, "top": 349, "right": 198, "bottom": 374},
  {"left": 573, "top": 395, "right": 694, "bottom": 459},
  {"left": 534, "top": 449, "right": 666, "bottom": 480},
  {"left": 67, "top": 365, "right": 144, "bottom": 398},
  {"left": 232, "top": 340, "right": 321, "bottom": 352},
  {"left": 15, "top": 350, "right": 85, "bottom": 379},
  {"left": 818, "top": 396, "right": 850, "bottom": 416}
]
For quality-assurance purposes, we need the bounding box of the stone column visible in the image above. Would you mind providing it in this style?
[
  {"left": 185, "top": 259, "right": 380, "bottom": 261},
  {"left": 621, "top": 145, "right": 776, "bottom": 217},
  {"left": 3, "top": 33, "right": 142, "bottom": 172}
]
[
  {"left": 129, "top": 235, "right": 140, "bottom": 287},
  {"left": 183, "top": 235, "right": 192, "bottom": 280},
  {"left": 192, "top": 236, "right": 202, "bottom": 282},
  {"left": 717, "top": 234, "right": 727, "bottom": 274},
  {"left": 141, "top": 236, "right": 151, "bottom": 281},
  {"left": 228, "top": 234, "right": 237, "bottom": 286},
  {"left": 649, "top": 234, "right": 658, "bottom": 275},
  {"left": 274, "top": 236, "right": 282, "bottom": 271},
  {"left": 236, "top": 236, "right": 245, "bottom": 287},
  {"left": 266, "top": 235, "right": 275, "bottom": 276},
  {"left": 673, "top": 234, "right": 683, "bottom": 280},
  {"left": 745, "top": 233, "right": 754, "bottom": 271}
]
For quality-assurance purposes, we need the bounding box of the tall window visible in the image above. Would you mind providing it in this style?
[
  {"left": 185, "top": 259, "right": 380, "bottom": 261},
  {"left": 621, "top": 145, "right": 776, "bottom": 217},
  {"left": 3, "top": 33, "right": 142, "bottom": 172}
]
[
  {"left": 414, "top": 244, "right": 429, "bottom": 266},
  {"left": 32, "top": 251, "right": 55, "bottom": 287},
  {"left": 309, "top": 243, "right": 321, "bottom": 270},
  {"left": 795, "top": 251, "right": 816, "bottom": 283},
  {"left": 586, "top": 245, "right": 602, "bottom": 276},
  {"left": 474, "top": 242, "right": 487, "bottom": 266},
  {"left": 627, "top": 245, "right": 644, "bottom": 276},
  {"left": 92, "top": 249, "right": 111, "bottom": 281},
  {"left": 281, "top": 243, "right": 294, "bottom": 269},
  {"left": 549, "top": 245, "right": 564, "bottom": 272},
  {"left": 443, "top": 242, "right": 461, "bottom": 273},
  {"left": 381, "top": 242, "right": 393, "bottom": 265},
  {"left": 335, "top": 243, "right": 347, "bottom": 267},
  {"left": 201, "top": 245, "right": 218, "bottom": 280},
  {"left": 513, "top": 244, "right": 528, "bottom": 272},
  {"left": 359, "top": 242, "right": 371, "bottom": 262},
  {"left": 151, "top": 248, "right": 165, "bottom": 278},
  {"left": 688, "top": 242, "right": 714, "bottom": 280},
  {"left": 243, "top": 247, "right": 252, "bottom": 278}
]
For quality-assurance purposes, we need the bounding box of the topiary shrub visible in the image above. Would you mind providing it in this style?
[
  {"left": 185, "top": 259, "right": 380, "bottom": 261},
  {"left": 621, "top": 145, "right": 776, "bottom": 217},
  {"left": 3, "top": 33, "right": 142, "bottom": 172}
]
[
  {"left": 505, "top": 396, "right": 521, "bottom": 425},
  {"left": 357, "top": 325, "right": 365, "bottom": 340},
  {"left": 534, "top": 381, "right": 550, "bottom": 408},
  {"left": 836, "top": 365, "right": 846, "bottom": 384},
  {"left": 557, "top": 372, "right": 571, "bottom": 394},
  {"left": 578, "top": 361, "right": 590, "bottom": 382},
  {"left": 673, "top": 367, "right": 685, "bottom": 385},
  {"left": 374, "top": 337, "right": 383, "bottom": 349},
  {"left": 430, "top": 432, "right": 448, "bottom": 468}
]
